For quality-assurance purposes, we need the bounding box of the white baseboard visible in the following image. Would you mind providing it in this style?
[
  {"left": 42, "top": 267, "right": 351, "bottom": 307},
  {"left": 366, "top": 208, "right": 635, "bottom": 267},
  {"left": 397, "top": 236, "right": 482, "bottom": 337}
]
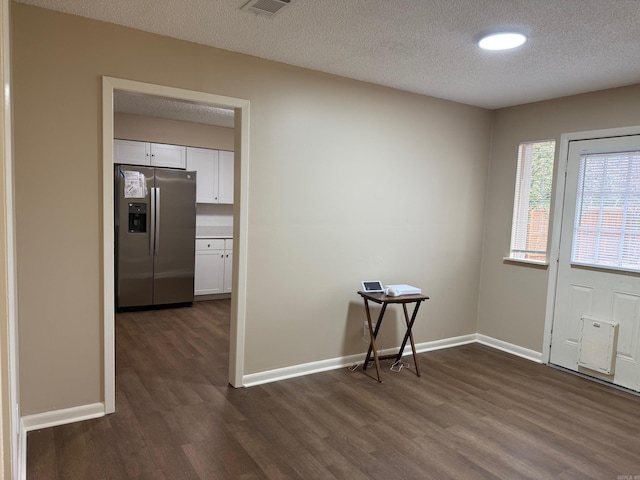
[
  {"left": 243, "top": 333, "right": 479, "bottom": 387},
  {"left": 415, "top": 334, "right": 477, "bottom": 353},
  {"left": 21, "top": 402, "right": 105, "bottom": 433},
  {"left": 242, "top": 352, "right": 366, "bottom": 387},
  {"left": 476, "top": 334, "right": 543, "bottom": 363}
]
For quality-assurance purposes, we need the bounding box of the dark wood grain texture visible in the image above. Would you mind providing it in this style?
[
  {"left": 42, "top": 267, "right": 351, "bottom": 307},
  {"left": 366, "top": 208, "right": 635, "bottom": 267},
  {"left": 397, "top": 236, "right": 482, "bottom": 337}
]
[{"left": 27, "top": 300, "right": 640, "bottom": 479}]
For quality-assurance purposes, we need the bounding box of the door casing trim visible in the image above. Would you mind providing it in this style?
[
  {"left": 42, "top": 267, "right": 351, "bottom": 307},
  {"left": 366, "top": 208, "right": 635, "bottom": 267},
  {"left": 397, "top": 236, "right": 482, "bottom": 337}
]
[{"left": 102, "top": 77, "right": 250, "bottom": 413}]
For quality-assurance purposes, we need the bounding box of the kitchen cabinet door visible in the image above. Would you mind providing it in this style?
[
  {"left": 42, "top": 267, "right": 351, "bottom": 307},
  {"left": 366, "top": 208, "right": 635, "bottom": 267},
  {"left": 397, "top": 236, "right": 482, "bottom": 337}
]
[
  {"left": 187, "top": 147, "right": 219, "bottom": 203},
  {"left": 151, "top": 143, "right": 186, "bottom": 169},
  {"left": 114, "top": 139, "right": 151, "bottom": 166},
  {"left": 194, "top": 251, "right": 224, "bottom": 295},
  {"left": 114, "top": 140, "right": 186, "bottom": 169},
  {"left": 223, "top": 241, "right": 233, "bottom": 293},
  {"left": 194, "top": 239, "right": 225, "bottom": 295},
  {"left": 218, "top": 150, "right": 235, "bottom": 204}
]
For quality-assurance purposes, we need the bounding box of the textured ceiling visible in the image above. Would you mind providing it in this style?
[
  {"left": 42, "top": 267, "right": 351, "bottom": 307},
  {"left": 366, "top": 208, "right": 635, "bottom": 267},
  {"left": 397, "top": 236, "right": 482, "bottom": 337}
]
[
  {"left": 16, "top": 0, "right": 640, "bottom": 110},
  {"left": 114, "top": 91, "right": 235, "bottom": 128}
]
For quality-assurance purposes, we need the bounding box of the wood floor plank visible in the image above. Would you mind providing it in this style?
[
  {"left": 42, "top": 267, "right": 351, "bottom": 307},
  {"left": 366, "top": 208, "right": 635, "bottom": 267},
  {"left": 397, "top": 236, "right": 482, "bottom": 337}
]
[
  {"left": 26, "top": 301, "right": 640, "bottom": 479},
  {"left": 25, "top": 429, "right": 57, "bottom": 479}
]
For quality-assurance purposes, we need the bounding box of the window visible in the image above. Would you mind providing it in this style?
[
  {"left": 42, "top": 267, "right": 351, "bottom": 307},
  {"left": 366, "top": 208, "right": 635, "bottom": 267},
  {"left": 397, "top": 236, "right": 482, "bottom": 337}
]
[
  {"left": 572, "top": 150, "right": 640, "bottom": 271},
  {"left": 509, "top": 140, "right": 556, "bottom": 262}
]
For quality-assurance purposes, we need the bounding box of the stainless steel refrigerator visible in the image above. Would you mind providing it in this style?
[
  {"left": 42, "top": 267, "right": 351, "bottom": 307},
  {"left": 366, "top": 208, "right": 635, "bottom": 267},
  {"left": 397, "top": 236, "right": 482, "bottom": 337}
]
[{"left": 115, "top": 165, "right": 197, "bottom": 308}]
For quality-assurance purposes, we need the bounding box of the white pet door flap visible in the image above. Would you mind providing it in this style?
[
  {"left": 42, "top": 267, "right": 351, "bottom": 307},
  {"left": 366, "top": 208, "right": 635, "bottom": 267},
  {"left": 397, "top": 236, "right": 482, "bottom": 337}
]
[{"left": 577, "top": 316, "right": 618, "bottom": 375}]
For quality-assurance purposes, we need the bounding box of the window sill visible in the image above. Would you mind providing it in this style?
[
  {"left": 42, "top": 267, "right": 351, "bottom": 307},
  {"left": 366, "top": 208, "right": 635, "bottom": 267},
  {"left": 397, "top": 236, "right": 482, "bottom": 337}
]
[{"left": 503, "top": 257, "right": 550, "bottom": 268}]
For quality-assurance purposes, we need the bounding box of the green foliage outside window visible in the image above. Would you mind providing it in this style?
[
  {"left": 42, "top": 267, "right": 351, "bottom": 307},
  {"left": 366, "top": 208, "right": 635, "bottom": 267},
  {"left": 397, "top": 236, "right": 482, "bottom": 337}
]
[{"left": 529, "top": 142, "right": 555, "bottom": 210}]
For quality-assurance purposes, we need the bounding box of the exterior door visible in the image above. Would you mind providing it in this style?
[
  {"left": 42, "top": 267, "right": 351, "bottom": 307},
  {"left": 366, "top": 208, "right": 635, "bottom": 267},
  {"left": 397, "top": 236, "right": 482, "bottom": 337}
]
[{"left": 550, "top": 135, "right": 640, "bottom": 391}]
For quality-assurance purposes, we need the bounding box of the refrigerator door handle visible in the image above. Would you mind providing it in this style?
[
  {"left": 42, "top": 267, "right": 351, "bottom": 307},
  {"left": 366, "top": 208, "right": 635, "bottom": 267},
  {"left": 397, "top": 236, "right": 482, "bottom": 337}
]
[
  {"left": 155, "top": 187, "right": 161, "bottom": 253},
  {"left": 150, "top": 187, "right": 156, "bottom": 254}
]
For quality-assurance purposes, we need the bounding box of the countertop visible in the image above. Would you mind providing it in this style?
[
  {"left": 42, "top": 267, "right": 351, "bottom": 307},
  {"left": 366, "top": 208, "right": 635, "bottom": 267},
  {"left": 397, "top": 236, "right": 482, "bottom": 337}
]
[{"left": 196, "top": 226, "right": 233, "bottom": 239}]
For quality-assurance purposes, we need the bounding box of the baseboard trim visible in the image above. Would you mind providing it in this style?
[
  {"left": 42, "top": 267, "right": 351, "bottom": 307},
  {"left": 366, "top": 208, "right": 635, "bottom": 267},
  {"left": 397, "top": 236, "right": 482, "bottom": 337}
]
[
  {"left": 415, "top": 334, "right": 477, "bottom": 353},
  {"left": 476, "top": 334, "right": 543, "bottom": 363},
  {"left": 242, "top": 352, "right": 366, "bottom": 387},
  {"left": 21, "top": 402, "right": 105, "bottom": 433},
  {"left": 243, "top": 333, "right": 479, "bottom": 387}
]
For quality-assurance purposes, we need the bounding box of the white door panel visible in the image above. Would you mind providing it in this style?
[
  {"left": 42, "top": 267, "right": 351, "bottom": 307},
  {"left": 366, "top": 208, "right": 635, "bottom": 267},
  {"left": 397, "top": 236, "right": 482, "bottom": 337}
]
[
  {"left": 612, "top": 291, "right": 640, "bottom": 360},
  {"left": 550, "top": 135, "right": 640, "bottom": 392}
]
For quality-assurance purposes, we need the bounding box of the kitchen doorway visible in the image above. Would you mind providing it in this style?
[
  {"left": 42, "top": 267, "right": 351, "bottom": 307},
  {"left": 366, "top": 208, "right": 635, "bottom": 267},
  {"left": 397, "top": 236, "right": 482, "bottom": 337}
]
[{"left": 102, "top": 77, "right": 250, "bottom": 413}]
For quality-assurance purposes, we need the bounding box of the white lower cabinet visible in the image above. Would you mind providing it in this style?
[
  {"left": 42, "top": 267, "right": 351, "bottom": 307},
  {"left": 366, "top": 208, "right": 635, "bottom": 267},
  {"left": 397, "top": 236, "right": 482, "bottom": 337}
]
[
  {"left": 194, "top": 238, "right": 232, "bottom": 295},
  {"left": 223, "top": 246, "right": 233, "bottom": 294}
]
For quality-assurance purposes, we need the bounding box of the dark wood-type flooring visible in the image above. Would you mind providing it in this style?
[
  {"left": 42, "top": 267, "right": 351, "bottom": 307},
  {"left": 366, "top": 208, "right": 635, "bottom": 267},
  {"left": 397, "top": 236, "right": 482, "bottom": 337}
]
[{"left": 27, "top": 300, "right": 640, "bottom": 479}]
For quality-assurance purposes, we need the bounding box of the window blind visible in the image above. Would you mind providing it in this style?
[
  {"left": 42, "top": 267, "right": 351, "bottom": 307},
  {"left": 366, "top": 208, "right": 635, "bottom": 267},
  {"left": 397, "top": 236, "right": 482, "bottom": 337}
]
[
  {"left": 572, "top": 150, "right": 640, "bottom": 271},
  {"left": 510, "top": 140, "right": 555, "bottom": 262}
]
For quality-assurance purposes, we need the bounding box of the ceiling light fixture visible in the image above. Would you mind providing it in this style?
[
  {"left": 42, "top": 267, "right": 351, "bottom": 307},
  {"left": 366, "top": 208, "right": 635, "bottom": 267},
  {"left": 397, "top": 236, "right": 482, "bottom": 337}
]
[{"left": 478, "top": 32, "right": 527, "bottom": 51}]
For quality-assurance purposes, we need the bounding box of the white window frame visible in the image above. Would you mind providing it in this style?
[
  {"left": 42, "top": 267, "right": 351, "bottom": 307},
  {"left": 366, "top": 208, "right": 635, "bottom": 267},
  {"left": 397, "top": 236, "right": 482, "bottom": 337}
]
[{"left": 505, "top": 139, "right": 556, "bottom": 266}]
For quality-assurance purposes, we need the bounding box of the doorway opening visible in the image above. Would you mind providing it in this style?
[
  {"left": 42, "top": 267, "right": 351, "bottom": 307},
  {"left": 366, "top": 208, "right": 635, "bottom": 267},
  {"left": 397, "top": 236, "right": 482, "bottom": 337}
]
[{"left": 102, "top": 77, "right": 250, "bottom": 413}]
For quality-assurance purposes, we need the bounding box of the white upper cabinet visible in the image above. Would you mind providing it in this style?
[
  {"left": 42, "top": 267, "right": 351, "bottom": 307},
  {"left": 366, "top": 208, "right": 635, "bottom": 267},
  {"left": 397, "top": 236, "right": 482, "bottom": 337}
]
[
  {"left": 218, "top": 150, "right": 234, "bottom": 205},
  {"left": 114, "top": 140, "right": 186, "bottom": 169},
  {"left": 187, "top": 147, "right": 219, "bottom": 203},
  {"left": 113, "top": 139, "right": 150, "bottom": 166},
  {"left": 150, "top": 143, "right": 186, "bottom": 169},
  {"left": 186, "top": 147, "right": 234, "bottom": 204}
]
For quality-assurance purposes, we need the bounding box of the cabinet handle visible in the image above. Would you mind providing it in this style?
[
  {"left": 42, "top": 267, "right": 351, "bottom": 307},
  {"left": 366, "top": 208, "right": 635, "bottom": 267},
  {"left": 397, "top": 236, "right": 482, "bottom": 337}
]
[{"left": 207, "top": 244, "right": 210, "bottom": 248}]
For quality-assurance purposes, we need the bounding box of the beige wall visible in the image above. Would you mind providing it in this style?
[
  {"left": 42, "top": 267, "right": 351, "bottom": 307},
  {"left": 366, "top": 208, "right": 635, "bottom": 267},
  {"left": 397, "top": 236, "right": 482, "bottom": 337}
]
[
  {"left": 12, "top": 3, "right": 492, "bottom": 415},
  {"left": 478, "top": 84, "right": 640, "bottom": 352},
  {"left": 114, "top": 113, "right": 234, "bottom": 151}
]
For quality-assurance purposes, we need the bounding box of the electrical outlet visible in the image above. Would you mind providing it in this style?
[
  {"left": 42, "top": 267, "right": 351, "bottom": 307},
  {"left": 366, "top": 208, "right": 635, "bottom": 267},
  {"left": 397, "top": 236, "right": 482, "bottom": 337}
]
[{"left": 363, "top": 321, "right": 377, "bottom": 338}]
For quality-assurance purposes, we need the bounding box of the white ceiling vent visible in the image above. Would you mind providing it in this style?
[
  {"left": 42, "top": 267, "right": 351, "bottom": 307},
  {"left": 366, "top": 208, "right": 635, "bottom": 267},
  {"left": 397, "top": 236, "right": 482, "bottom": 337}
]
[{"left": 240, "top": 0, "right": 291, "bottom": 17}]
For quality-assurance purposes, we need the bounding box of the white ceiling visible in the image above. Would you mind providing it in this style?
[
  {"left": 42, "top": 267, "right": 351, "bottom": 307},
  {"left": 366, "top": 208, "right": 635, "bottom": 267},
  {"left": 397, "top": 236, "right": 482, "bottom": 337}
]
[
  {"left": 16, "top": 0, "right": 640, "bottom": 111},
  {"left": 114, "top": 91, "right": 235, "bottom": 128}
]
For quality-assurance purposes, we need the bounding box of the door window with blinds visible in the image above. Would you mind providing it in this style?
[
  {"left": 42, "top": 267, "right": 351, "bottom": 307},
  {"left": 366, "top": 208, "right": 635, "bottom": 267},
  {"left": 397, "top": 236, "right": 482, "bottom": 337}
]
[
  {"left": 509, "top": 140, "right": 556, "bottom": 262},
  {"left": 572, "top": 149, "right": 640, "bottom": 271}
]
